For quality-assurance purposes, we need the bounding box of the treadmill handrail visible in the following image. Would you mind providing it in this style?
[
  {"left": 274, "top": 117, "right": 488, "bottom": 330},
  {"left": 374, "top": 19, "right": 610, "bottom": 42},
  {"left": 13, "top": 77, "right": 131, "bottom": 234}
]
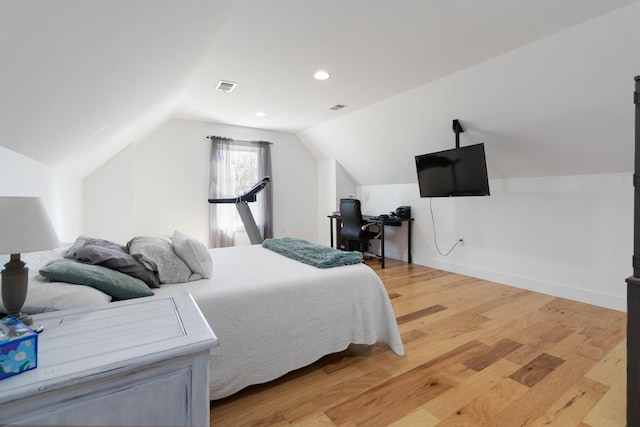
[{"left": 208, "top": 176, "right": 271, "bottom": 204}]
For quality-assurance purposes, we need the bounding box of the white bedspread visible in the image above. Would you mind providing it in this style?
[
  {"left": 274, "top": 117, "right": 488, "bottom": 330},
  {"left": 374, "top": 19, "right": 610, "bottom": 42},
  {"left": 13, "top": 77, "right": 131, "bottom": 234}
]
[
  {"left": 11, "top": 244, "right": 404, "bottom": 400},
  {"left": 152, "top": 244, "right": 404, "bottom": 399}
]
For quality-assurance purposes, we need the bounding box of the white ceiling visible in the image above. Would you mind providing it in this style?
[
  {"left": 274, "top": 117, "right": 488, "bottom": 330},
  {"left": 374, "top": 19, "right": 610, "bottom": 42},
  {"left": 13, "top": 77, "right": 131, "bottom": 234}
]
[
  {"left": 1, "top": 0, "right": 638, "bottom": 176},
  {"left": 0, "top": 0, "right": 233, "bottom": 173},
  {"left": 176, "top": 0, "right": 640, "bottom": 132}
]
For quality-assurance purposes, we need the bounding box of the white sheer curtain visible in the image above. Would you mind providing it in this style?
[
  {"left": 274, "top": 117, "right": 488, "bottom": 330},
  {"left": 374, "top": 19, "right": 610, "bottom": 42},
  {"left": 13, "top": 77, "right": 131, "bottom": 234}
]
[{"left": 209, "top": 137, "right": 273, "bottom": 248}]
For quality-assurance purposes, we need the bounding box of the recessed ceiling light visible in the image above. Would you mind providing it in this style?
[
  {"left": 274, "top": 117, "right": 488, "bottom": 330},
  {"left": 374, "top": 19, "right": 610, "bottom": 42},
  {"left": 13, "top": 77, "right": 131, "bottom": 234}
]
[
  {"left": 255, "top": 112, "right": 266, "bottom": 117},
  {"left": 314, "top": 70, "right": 330, "bottom": 80}
]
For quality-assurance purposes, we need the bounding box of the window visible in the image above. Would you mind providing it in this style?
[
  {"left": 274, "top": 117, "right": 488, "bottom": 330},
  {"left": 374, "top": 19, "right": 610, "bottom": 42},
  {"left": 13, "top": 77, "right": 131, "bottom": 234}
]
[{"left": 209, "top": 137, "right": 272, "bottom": 247}]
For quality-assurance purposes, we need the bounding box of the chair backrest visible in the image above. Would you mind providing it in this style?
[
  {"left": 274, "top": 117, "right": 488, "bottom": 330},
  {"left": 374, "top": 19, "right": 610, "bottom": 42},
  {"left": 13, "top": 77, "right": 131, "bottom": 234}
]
[{"left": 339, "top": 198, "right": 364, "bottom": 240}]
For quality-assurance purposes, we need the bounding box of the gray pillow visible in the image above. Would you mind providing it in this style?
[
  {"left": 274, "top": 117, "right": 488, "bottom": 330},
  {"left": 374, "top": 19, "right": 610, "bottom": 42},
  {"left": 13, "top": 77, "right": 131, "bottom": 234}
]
[
  {"left": 64, "top": 236, "right": 127, "bottom": 259},
  {"left": 40, "top": 259, "right": 154, "bottom": 299},
  {"left": 64, "top": 235, "right": 90, "bottom": 259},
  {"left": 74, "top": 245, "right": 160, "bottom": 288},
  {"left": 83, "top": 238, "right": 128, "bottom": 253},
  {"left": 127, "top": 236, "right": 201, "bottom": 284},
  {"left": 172, "top": 230, "right": 212, "bottom": 279}
]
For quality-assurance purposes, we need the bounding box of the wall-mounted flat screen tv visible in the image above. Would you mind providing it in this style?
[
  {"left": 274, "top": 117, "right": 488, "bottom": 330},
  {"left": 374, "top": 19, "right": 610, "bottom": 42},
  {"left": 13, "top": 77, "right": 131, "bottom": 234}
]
[{"left": 415, "top": 143, "right": 490, "bottom": 197}]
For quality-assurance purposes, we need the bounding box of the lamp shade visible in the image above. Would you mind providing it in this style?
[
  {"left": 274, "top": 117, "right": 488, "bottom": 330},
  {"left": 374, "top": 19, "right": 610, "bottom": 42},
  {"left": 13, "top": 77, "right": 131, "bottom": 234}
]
[{"left": 0, "top": 197, "right": 60, "bottom": 255}]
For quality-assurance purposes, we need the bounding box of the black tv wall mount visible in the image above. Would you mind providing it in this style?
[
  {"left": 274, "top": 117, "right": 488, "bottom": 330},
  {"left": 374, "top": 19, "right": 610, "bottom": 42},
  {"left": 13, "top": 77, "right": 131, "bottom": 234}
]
[{"left": 452, "top": 119, "right": 464, "bottom": 148}]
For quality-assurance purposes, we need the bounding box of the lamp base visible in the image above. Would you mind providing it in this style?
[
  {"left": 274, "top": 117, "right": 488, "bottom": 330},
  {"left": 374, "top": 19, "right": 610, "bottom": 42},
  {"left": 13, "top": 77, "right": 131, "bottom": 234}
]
[
  {"left": 1, "top": 254, "right": 31, "bottom": 326},
  {"left": 11, "top": 312, "right": 34, "bottom": 327},
  {"left": 2, "top": 312, "right": 34, "bottom": 326}
]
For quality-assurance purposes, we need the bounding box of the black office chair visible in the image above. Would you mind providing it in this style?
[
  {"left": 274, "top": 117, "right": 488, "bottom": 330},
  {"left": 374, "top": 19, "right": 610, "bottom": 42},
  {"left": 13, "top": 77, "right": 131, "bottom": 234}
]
[{"left": 339, "top": 198, "right": 381, "bottom": 256}]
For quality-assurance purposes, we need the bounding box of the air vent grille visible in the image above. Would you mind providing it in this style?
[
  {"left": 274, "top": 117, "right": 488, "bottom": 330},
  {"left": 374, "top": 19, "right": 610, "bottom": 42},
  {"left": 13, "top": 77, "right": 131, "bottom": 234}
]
[
  {"left": 216, "top": 80, "right": 237, "bottom": 93},
  {"left": 330, "top": 104, "right": 347, "bottom": 111}
]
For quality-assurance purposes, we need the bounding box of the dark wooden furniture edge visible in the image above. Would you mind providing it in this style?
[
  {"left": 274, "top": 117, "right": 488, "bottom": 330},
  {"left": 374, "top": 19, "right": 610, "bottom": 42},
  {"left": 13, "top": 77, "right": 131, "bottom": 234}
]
[{"left": 628, "top": 75, "right": 640, "bottom": 427}]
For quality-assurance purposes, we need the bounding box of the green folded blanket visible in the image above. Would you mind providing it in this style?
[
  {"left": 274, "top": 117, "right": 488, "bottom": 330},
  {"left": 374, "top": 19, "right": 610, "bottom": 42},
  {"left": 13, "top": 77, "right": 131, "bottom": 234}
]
[{"left": 262, "top": 237, "right": 363, "bottom": 268}]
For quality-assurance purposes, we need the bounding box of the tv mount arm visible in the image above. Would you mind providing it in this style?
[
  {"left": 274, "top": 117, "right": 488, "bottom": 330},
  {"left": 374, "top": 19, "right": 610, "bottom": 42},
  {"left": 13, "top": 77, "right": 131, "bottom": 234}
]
[
  {"left": 208, "top": 176, "right": 271, "bottom": 244},
  {"left": 452, "top": 119, "right": 464, "bottom": 149}
]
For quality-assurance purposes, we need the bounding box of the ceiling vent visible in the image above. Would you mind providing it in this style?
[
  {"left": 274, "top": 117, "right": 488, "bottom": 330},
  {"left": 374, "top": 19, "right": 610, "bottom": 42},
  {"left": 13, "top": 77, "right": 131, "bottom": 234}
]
[
  {"left": 330, "top": 103, "right": 347, "bottom": 111},
  {"left": 216, "top": 80, "right": 237, "bottom": 93}
]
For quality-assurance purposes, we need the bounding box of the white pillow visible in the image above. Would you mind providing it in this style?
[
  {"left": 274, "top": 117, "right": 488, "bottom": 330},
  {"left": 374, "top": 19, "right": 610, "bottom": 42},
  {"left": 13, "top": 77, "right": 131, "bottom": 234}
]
[
  {"left": 0, "top": 274, "right": 112, "bottom": 315},
  {"left": 172, "top": 231, "right": 213, "bottom": 279}
]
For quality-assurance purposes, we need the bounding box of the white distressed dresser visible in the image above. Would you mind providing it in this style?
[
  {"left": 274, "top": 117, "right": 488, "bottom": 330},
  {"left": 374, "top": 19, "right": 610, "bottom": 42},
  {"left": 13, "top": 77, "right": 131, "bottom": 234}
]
[{"left": 0, "top": 292, "right": 218, "bottom": 427}]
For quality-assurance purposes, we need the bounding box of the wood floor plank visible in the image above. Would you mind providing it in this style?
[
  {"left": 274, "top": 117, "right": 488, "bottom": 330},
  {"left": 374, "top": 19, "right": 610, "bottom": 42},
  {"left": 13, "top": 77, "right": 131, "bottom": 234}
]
[
  {"left": 324, "top": 341, "right": 487, "bottom": 426},
  {"left": 463, "top": 338, "right": 522, "bottom": 371},
  {"left": 529, "top": 376, "right": 610, "bottom": 427},
  {"left": 583, "top": 376, "right": 626, "bottom": 427},
  {"left": 282, "top": 368, "right": 392, "bottom": 424},
  {"left": 423, "top": 357, "right": 522, "bottom": 421},
  {"left": 396, "top": 304, "right": 447, "bottom": 325},
  {"left": 509, "top": 352, "right": 565, "bottom": 387},
  {"left": 389, "top": 406, "right": 440, "bottom": 426},
  {"left": 489, "top": 353, "right": 599, "bottom": 426},
  {"left": 209, "top": 259, "right": 627, "bottom": 426},
  {"left": 576, "top": 324, "right": 625, "bottom": 362},
  {"left": 290, "top": 413, "right": 336, "bottom": 426},
  {"left": 439, "top": 376, "right": 529, "bottom": 426},
  {"left": 586, "top": 338, "right": 626, "bottom": 387}
]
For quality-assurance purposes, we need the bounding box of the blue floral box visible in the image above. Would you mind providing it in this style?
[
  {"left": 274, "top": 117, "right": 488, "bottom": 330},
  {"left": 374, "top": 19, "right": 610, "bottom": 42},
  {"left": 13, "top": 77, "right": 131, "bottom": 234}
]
[{"left": 0, "top": 317, "right": 37, "bottom": 380}]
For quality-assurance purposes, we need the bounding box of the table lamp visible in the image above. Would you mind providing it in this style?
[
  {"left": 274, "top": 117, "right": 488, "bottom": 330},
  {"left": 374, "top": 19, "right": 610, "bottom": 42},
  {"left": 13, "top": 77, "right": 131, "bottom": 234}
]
[{"left": 0, "top": 197, "right": 59, "bottom": 326}]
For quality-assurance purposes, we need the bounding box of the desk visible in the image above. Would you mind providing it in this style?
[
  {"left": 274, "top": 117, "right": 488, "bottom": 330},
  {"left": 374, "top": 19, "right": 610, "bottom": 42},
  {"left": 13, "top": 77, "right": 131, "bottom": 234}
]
[{"left": 328, "top": 214, "right": 414, "bottom": 268}]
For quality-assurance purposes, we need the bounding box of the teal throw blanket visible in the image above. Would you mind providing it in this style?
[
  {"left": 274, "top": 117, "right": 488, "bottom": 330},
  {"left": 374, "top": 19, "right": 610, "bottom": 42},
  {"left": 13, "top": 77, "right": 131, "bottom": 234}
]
[{"left": 262, "top": 237, "right": 363, "bottom": 268}]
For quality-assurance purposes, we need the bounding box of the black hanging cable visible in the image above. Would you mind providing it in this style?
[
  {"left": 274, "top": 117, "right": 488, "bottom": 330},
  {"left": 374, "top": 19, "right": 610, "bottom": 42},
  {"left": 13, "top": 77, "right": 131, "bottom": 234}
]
[{"left": 429, "top": 198, "right": 462, "bottom": 256}]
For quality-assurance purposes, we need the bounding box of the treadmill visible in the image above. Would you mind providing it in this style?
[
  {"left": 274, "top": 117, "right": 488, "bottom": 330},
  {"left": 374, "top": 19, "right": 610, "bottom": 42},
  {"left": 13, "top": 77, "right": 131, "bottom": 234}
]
[{"left": 208, "top": 177, "right": 271, "bottom": 244}]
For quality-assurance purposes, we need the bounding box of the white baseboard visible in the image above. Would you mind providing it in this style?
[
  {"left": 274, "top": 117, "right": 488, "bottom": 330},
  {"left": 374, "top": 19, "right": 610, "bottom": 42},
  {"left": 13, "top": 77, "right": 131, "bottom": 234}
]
[{"left": 382, "top": 250, "right": 626, "bottom": 312}]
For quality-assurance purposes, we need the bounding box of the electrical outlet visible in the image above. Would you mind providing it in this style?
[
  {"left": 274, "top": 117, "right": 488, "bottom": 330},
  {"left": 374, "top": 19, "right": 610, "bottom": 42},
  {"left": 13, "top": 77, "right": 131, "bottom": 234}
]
[{"left": 459, "top": 238, "right": 464, "bottom": 247}]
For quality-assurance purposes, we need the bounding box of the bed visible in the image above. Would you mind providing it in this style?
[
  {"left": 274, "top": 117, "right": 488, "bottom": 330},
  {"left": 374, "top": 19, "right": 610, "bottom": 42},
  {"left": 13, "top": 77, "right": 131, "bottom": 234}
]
[{"left": 2, "top": 240, "right": 404, "bottom": 400}]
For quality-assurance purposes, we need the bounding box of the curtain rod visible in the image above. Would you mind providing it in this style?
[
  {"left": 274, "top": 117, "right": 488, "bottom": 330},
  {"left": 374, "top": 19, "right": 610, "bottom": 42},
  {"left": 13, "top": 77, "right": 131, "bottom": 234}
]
[{"left": 207, "top": 135, "right": 272, "bottom": 145}]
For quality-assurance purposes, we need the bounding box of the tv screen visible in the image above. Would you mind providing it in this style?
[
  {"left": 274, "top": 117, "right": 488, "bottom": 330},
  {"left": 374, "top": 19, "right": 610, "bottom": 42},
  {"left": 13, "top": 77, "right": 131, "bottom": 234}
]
[{"left": 415, "top": 143, "right": 490, "bottom": 197}]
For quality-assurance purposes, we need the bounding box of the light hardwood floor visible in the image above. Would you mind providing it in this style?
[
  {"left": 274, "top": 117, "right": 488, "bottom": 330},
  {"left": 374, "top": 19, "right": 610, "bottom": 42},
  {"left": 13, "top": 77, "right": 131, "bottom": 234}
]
[{"left": 210, "top": 259, "right": 626, "bottom": 426}]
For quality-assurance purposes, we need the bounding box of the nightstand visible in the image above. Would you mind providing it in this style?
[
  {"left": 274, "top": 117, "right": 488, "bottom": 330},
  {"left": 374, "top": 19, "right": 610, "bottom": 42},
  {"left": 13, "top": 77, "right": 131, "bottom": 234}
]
[{"left": 0, "top": 292, "right": 218, "bottom": 427}]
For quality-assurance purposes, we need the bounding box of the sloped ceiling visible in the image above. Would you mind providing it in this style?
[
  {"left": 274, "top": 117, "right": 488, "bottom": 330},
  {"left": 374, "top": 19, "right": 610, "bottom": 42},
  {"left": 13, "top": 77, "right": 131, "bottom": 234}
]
[
  {"left": 299, "top": 0, "right": 640, "bottom": 184},
  {"left": 1, "top": 0, "right": 638, "bottom": 181},
  {"left": 0, "top": 0, "right": 233, "bottom": 175}
]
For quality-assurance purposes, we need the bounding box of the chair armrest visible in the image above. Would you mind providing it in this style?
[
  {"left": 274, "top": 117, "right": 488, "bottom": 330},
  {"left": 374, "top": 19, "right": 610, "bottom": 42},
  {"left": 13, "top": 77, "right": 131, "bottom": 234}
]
[{"left": 361, "top": 223, "right": 382, "bottom": 239}]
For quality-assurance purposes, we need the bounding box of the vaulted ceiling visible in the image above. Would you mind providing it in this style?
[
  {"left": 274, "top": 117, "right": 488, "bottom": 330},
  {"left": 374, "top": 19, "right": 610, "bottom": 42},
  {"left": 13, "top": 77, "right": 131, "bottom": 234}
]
[{"left": 1, "top": 0, "right": 638, "bottom": 180}]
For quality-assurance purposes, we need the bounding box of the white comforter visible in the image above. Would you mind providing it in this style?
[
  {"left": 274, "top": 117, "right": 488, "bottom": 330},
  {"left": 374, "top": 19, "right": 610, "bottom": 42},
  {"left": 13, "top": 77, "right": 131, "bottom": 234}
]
[
  {"left": 10, "top": 244, "right": 404, "bottom": 400},
  {"left": 153, "top": 244, "right": 404, "bottom": 399}
]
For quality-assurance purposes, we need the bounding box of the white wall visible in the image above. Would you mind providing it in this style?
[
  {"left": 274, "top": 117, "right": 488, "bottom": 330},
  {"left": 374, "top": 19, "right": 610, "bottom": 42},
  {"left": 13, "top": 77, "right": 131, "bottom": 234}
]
[
  {"left": 83, "top": 145, "right": 135, "bottom": 244},
  {"left": 316, "top": 159, "right": 359, "bottom": 246},
  {"left": 317, "top": 159, "right": 337, "bottom": 246},
  {"left": 84, "top": 118, "right": 318, "bottom": 246},
  {"left": 336, "top": 161, "right": 358, "bottom": 202},
  {"left": 300, "top": 4, "right": 640, "bottom": 312},
  {"left": 0, "top": 145, "right": 82, "bottom": 243},
  {"left": 358, "top": 173, "right": 631, "bottom": 311}
]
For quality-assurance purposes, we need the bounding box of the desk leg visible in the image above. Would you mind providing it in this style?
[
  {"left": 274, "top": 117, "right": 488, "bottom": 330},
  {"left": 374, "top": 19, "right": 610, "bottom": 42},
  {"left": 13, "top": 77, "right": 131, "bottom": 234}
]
[
  {"left": 380, "top": 225, "right": 385, "bottom": 268},
  {"left": 329, "top": 218, "right": 334, "bottom": 248},
  {"left": 407, "top": 220, "right": 412, "bottom": 264}
]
